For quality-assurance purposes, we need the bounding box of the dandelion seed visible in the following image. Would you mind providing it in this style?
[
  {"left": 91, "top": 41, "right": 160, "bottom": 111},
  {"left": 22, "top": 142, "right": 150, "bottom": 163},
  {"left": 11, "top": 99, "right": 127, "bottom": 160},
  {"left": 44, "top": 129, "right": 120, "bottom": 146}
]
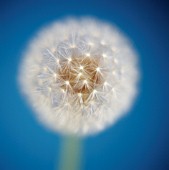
[
  {"left": 70, "top": 44, "right": 76, "bottom": 48},
  {"left": 78, "top": 73, "right": 82, "bottom": 76},
  {"left": 101, "top": 40, "right": 105, "bottom": 45},
  {"left": 78, "top": 93, "right": 82, "bottom": 97},
  {"left": 102, "top": 54, "right": 107, "bottom": 58},
  {"left": 93, "top": 89, "right": 97, "bottom": 94},
  {"left": 61, "top": 89, "right": 65, "bottom": 93},
  {"left": 65, "top": 81, "right": 70, "bottom": 86},
  {"left": 96, "top": 67, "right": 100, "bottom": 72},
  {"left": 83, "top": 80, "right": 88, "bottom": 84},
  {"left": 79, "top": 65, "right": 84, "bottom": 70},
  {"left": 88, "top": 42, "right": 94, "bottom": 46},
  {"left": 104, "top": 81, "right": 108, "bottom": 86},
  {"left": 86, "top": 53, "right": 90, "bottom": 57},
  {"left": 53, "top": 73, "right": 57, "bottom": 78}
]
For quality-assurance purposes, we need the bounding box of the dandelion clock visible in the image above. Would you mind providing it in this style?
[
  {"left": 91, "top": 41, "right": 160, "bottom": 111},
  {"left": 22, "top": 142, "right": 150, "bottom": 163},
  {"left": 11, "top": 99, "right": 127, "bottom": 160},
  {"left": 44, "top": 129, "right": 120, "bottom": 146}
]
[{"left": 18, "top": 17, "right": 139, "bottom": 136}]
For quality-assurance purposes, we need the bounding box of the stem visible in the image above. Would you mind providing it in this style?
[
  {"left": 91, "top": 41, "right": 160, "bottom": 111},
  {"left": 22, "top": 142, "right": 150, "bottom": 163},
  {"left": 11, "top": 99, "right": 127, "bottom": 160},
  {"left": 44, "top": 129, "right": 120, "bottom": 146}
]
[{"left": 58, "top": 136, "right": 82, "bottom": 170}]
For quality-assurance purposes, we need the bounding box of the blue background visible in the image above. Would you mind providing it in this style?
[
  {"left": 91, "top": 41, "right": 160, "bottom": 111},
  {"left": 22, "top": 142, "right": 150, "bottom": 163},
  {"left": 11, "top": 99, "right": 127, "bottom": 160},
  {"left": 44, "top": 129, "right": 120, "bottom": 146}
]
[{"left": 1, "top": 0, "right": 169, "bottom": 169}]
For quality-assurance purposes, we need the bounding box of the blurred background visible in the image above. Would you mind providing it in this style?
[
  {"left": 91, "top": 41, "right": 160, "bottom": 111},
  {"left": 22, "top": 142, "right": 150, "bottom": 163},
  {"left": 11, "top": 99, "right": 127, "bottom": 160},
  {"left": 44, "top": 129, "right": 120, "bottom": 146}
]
[{"left": 1, "top": 0, "right": 169, "bottom": 169}]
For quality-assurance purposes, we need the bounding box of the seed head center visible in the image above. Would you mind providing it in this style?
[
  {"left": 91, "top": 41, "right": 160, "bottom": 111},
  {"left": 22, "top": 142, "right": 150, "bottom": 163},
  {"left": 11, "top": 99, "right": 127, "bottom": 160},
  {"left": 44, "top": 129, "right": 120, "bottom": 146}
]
[{"left": 58, "top": 56, "right": 105, "bottom": 105}]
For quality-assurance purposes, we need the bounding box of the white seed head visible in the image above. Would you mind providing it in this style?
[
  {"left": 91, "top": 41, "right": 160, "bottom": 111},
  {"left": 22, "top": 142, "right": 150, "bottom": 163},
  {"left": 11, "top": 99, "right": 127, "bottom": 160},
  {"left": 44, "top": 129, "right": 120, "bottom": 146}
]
[{"left": 18, "top": 17, "right": 139, "bottom": 136}]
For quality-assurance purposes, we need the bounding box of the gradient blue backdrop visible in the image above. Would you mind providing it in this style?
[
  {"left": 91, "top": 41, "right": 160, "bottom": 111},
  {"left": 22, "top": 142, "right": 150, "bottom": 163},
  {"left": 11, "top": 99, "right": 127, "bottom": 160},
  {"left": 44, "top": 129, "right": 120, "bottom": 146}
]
[{"left": 1, "top": 0, "right": 169, "bottom": 170}]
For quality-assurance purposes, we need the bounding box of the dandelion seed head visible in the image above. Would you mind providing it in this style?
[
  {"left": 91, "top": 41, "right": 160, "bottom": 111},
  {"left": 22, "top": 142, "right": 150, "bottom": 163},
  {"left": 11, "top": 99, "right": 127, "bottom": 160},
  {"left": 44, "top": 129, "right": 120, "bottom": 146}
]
[{"left": 19, "top": 17, "right": 139, "bottom": 136}]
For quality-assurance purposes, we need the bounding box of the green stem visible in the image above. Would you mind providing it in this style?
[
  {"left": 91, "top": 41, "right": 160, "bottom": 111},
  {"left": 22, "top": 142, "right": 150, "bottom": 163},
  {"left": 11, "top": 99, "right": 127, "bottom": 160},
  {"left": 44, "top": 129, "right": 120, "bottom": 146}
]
[{"left": 58, "top": 136, "right": 82, "bottom": 170}]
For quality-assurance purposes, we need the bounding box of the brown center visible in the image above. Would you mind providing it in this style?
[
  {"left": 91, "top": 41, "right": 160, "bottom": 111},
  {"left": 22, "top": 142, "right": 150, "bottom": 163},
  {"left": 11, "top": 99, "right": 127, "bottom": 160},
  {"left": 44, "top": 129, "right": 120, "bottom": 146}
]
[{"left": 57, "top": 56, "right": 105, "bottom": 105}]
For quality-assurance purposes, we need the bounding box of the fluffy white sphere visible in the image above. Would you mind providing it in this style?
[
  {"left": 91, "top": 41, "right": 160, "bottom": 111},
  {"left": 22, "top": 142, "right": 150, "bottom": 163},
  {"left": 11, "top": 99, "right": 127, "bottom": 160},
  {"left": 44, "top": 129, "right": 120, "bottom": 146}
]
[{"left": 19, "top": 17, "right": 139, "bottom": 136}]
